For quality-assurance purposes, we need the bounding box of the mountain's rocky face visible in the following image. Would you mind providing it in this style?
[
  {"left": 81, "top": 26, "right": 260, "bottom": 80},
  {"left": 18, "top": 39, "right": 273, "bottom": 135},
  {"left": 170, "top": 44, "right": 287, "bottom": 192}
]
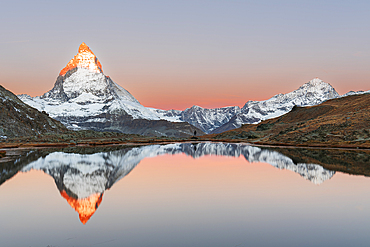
[
  {"left": 19, "top": 43, "right": 203, "bottom": 137},
  {"left": 0, "top": 85, "right": 67, "bottom": 139}
]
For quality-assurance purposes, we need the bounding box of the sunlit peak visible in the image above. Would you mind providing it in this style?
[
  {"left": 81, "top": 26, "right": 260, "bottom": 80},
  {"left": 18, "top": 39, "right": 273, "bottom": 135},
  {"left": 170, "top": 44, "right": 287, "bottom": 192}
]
[
  {"left": 78, "top": 42, "right": 92, "bottom": 53},
  {"left": 59, "top": 42, "right": 103, "bottom": 76}
]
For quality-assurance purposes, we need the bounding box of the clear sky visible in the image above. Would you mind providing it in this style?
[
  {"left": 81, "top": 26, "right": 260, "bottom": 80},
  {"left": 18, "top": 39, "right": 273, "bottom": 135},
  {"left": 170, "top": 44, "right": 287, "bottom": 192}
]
[{"left": 1, "top": 0, "right": 369, "bottom": 110}]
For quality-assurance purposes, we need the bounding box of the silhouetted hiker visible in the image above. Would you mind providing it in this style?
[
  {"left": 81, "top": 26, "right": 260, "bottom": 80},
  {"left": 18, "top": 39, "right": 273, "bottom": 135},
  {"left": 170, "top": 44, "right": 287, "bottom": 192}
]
[{"left": 194, "top": 130, "right": 197, "bottom": 136}]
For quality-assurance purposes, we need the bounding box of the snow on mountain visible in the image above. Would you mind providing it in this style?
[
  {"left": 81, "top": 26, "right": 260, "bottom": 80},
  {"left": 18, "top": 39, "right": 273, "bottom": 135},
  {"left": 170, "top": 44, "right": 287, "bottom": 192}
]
[
  {"left": 19, "top": 68, "right": 159, "bottom": 123},
  {"left": 153, "top": 78, "right": 340, "bottom": 134},
  {"left": 18, "top": 43, "right": 201, "bottom": 137},
  {"left": 147, "top": 108, "right": 183, "bottom": 122},
  {"left": 210, "top": 78, "right": 340, "bottom": 133},
  {"left": 341, "top": 90, "right": 370, "bottom": 97},
  {"left": 150, "top": 105, "right": 241, "bottom": 133},
  {"left": 15, "top": 42, "right": 366, "bottom": 136},
  {"left": 59, "top": 42, "right": 103, "bottom": 76},
  {"left": 19, "top": 43, "right": 160, "bottom": 126}
]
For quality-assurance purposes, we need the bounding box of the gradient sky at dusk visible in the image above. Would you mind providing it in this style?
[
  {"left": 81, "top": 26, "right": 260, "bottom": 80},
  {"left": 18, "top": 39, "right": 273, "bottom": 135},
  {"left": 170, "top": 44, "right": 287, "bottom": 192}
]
[{"left": 1, "top": 0, "right": 369, "bottom": 110}]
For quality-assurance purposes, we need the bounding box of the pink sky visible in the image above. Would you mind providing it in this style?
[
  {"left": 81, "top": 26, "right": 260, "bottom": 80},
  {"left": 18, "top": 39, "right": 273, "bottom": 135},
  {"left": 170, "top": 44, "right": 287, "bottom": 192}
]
[{"left": 1, "top": 1, "right": 369, "bottom": 110}]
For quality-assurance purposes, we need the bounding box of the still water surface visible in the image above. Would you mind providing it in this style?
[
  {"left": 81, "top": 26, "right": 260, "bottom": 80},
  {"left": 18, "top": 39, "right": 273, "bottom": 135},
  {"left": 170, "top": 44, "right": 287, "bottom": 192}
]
[{"left": 1, "top": 143, "right": 370, "bottom": 247}]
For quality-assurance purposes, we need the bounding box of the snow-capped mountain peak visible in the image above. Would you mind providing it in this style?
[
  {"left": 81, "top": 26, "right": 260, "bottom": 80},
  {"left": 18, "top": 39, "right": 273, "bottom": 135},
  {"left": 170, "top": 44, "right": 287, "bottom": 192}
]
[
  {"left": 18, "top": 43, "right": 164, "bottom": 130},
  {"left": 302, "top": 77, "right": 325, "bottom": 86},
  {"left": 18, "top": 43, "right": 201, "bottom": 136},
  {"left": 209, "top": 78, "right": 340, "bottom": 133},
  {"left": 60, "top": 42, "right": 103, "bottom": 76},
  {"left": 297, "top": 78, "right": 337, "bottom": 96}
]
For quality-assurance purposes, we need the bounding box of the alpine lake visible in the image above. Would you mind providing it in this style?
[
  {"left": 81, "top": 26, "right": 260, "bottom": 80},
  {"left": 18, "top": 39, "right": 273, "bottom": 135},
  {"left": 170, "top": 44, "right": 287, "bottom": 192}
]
[{"left": 1, "top": 142, "right": 370, "bottom": 247}]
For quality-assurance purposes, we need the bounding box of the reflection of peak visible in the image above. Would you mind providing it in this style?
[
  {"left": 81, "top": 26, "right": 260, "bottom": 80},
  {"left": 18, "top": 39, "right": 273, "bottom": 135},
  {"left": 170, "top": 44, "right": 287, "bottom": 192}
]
[
  {"left": 20, "top": 143, "right": 335, "bottom": 223},
  {"left": 22, "top": 149, "right": 139, "bottom": 223},
  {"left": 22, "top": 150, "right": 139, "bottom": 198},
  {"left": 23, "top": 143, "right": 334, "bottom": 186},
  {"left": 61, "top": 190, "right": 103, "bottom": 224}
]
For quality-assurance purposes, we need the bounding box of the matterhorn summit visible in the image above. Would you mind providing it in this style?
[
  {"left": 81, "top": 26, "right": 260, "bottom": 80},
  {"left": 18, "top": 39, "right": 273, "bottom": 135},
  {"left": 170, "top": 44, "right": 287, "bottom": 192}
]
[
  {"left": 59, "top": 42, "right": 103, "bottom": 76},
  {"left": 29, "top": 42, "right": 144, "bottom": 110},
  {"left": 19, "top": 43, "right": 200, "bottom": 137}
]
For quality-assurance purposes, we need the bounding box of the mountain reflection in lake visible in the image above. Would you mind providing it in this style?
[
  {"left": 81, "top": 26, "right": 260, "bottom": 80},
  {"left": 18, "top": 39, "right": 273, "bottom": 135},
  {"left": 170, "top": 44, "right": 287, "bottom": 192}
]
[
  {"left": 18, "top": 143, "right": 335, "bottom": 223},
  {"left": 1, "top": 142, "right": 370, "bottom": 247}
]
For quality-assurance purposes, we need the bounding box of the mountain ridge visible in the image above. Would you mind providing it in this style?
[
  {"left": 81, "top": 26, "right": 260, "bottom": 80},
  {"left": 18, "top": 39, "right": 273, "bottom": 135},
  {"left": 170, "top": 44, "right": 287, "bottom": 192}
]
[{"left": 154, "top": 78, "right": 342, "bottom": 133}]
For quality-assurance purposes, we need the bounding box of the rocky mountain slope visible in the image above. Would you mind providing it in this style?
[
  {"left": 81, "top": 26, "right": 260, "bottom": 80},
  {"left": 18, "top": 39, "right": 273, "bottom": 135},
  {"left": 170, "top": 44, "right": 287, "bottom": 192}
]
[
  {"left": 210, "top": 93, "right": 370, "bottom": 147},
  {"left": 0, "top": 85, "right": 67, "bottom": 139},
  {"left": 19, "top": 43, "right": 202, "bottom": 137}
]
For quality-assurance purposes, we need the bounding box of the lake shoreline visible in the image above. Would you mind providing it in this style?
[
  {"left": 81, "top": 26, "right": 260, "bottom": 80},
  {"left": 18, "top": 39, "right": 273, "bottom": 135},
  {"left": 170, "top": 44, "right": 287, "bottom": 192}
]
[{"left": 1, "top": 137, "right": 370, "bottom": 152}]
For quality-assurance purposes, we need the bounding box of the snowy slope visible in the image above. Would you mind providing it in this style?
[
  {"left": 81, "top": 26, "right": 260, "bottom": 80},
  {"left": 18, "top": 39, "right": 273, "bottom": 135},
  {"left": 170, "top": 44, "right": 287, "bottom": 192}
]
[
  {"left": 18, "top": 43, "right": 162, "bottom": 128},
  {"left": 211, "top": 78, "right": 340, "bottom": 133},
  {"left": 19, "top": 68, "right": 160, "bottom": 125},
  {"left": 341, "top": 90, "right": 370, "bottom": 97},
  {"left": 17, "top": 43, "right": 202, "bottom": 136},
  {"left": 150, "top": 105, "right": 241, "bottom": 133}
]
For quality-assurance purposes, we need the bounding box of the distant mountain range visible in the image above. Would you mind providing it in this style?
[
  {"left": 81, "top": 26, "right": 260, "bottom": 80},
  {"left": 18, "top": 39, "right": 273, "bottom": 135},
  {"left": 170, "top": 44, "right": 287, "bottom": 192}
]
[
  {"left": 16, "top": 43, "right": 369, "bottom": 136},
  {"left": 153, "top": 78, "right": 342, "bottom": 133}
]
